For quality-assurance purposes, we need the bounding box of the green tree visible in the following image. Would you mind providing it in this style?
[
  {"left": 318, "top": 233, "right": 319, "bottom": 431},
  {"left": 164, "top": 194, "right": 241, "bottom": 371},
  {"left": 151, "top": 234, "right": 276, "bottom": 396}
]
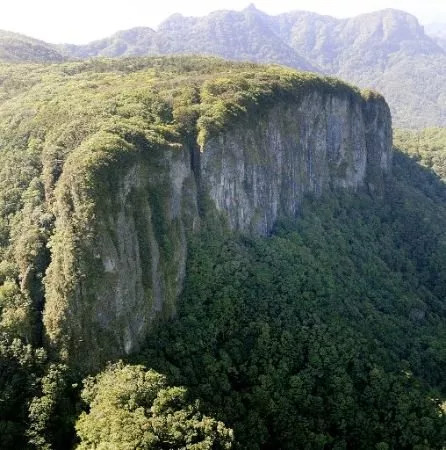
[
  {"left": 0, "top": 281, "right": 33, "bottom": 341},
  {"left": 75, "top": 362, "right": 233, "bottom": 449}
]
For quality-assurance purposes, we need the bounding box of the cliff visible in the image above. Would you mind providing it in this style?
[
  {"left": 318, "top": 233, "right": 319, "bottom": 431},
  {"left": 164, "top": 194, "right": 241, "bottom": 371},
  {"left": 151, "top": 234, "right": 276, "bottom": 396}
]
[
  {"left": 0, "top": 58, "right": 392, "bottom": 370},
  {"left": 43, "top": 67, "right": 392, "bottom": 369},
  {"left": 201, "top": 91, "right": 391, "bottom": 234}
]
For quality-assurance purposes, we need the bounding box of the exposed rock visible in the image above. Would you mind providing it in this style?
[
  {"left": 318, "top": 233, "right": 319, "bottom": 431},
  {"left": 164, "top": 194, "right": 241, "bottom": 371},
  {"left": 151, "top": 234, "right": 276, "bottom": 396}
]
[{"left": 201, "top": 91, "right": 391, "bottom": 234}]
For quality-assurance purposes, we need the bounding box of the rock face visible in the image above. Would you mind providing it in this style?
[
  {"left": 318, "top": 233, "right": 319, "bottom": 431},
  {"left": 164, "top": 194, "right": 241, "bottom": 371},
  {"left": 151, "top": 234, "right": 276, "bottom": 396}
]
[
  {"left": 43, "top": 140, "right": 198, "bottom": 367},
  {"left": 44, "top": 88, "right": 392, "bottom": 370},
  {"left": 201, "top": 91, "right": 391, "bottom": 234}
]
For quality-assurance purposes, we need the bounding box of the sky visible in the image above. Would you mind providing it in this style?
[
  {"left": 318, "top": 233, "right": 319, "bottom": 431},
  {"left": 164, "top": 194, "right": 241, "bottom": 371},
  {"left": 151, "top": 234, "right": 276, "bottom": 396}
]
[{"left": 1, "top": 0, "right": 445, "bottom": 44}]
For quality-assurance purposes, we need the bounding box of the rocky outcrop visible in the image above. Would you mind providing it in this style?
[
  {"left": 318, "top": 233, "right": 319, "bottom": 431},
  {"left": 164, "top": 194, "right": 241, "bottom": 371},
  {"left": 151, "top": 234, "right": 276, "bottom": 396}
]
[
  {"left": 201, "top": 91, "right": 391, "bottom": 234},
  {"left": 43, "top": 88, "right": 392, "bottom": 370}
]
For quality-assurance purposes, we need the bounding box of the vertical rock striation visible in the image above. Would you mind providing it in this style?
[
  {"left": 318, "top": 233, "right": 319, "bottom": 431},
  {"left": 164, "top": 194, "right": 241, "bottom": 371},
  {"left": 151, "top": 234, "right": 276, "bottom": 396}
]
[{"left": 201, "top": 91, "right": 392, "bottom": 234}]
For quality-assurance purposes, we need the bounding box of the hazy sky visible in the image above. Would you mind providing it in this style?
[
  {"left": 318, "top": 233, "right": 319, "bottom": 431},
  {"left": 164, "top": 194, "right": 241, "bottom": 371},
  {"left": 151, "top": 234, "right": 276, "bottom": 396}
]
[{"left": 1, "top": 0, "right": 445, "bottom": 44}]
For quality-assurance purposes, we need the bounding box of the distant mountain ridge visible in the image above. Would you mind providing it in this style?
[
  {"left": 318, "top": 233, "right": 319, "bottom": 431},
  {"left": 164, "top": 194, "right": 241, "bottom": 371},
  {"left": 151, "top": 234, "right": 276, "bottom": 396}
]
[
  {"left": 59, "top": 27, "right": 157, "bottom": 59},
  {"left": 59, "top": 6, "right": 317, "bottom": 72},
  {"left": 0, "top": 6, "right": 445, "bottom": 127}
]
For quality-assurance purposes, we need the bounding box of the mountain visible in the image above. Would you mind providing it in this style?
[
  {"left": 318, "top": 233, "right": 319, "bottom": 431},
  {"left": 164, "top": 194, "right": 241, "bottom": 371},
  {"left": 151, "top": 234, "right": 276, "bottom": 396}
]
[
  {"left": 0, "top": 57, "right": 391, "bottom": 371},
  {"left": 59, "top": 27, "right": 158, "bottom": 58},
  {"left": 0, "top": 56, "right": 445, "bottom": 448},
  {"left": 0, "top": 30, "right": 64, "bottom": 63},
  {"left": 271, "top": 9, "right": 440, "bottom": 72},
  {"left": 260, "top": 8, "right": 446, "bottom": 127},
  {"left": 0, "top": 8, "right": 444, "bottom": 127},
  {"left": 55, "top": 7, "right": 446, "bottom": 128}
]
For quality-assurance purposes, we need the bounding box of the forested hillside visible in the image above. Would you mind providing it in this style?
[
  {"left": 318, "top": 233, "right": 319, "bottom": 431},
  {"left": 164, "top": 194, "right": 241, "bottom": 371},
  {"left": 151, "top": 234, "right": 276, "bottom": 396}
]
[
  {"left": 137, "top": 154, "right": 446, "bottom": 448},
  {"left": 0, "top": 56, "right": 444, "bottom": 448},
  {"left": 394, "top": 128, "right": 446, "bottom": 179}
]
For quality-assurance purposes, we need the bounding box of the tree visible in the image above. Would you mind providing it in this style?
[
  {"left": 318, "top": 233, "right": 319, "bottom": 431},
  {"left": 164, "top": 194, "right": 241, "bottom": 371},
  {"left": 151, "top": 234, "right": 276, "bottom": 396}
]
[{"left": 75, "top": 362, "right": 233, "bottom": 449}]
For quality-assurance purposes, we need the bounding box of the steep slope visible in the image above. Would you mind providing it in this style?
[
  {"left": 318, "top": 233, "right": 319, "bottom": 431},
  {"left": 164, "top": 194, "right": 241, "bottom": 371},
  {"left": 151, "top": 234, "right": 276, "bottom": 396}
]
[
  {"left": 0, "top": 57, "right": 390, "bottom": 370},
  {"left": 139, "top": 157, "right": 446, "bottom": 448},
  {"left": 0, "top": 30, "right": 64, "bottom": 63}
]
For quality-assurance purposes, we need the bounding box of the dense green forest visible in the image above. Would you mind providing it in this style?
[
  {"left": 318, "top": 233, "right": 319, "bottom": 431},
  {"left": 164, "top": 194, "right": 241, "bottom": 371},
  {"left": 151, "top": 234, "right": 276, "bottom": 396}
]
[
  {"left": 0, "top": 56, "right": 445, "bottom": 448},
  {"left": 4, "top": 133, "right": 446, "bottom": 449}
]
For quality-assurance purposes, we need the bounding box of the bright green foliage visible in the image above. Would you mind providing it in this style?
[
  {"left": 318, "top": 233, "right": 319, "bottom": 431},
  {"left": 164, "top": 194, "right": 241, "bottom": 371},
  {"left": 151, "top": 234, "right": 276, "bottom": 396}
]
[
  {"left": 75, "top": 362, "right": 233, "bottom": 449},
  {"left": 0, "top": 281, "right": 33, "bottom": 341}
]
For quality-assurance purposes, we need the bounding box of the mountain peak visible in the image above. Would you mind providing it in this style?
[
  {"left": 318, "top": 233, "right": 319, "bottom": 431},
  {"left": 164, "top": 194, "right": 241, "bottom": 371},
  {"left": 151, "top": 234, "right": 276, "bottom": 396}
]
[{"left": 245, "top": 3, "right": 258, "bottom": 12}]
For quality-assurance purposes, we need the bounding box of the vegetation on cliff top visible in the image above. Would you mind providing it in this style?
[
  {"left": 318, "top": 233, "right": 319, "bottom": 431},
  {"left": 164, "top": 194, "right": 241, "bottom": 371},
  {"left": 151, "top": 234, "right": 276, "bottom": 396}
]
[{"left": 2, "top": 8, "right": 445, "bottom": 128}]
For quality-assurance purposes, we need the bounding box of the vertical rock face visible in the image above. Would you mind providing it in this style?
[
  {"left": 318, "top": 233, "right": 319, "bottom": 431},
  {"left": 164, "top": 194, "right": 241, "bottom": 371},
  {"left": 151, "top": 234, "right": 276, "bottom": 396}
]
[
  {"left": 44, "top": 143, "right": 199, "bottom": 368},
  {"left": 201, "top": 91, "right": 392, "bottom": 234},
  {"left": 91, "top": 150, "right": 197, "bottom": 358},
  {"left": 43, "top": 89, "right": 392, "bottom": 370}
]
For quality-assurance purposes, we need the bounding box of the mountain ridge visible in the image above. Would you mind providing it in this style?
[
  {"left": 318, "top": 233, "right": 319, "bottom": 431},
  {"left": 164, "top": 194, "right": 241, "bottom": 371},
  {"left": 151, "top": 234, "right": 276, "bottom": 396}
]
[{"left": 0, "top": 57, "right": 391, "bottom": 369}]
